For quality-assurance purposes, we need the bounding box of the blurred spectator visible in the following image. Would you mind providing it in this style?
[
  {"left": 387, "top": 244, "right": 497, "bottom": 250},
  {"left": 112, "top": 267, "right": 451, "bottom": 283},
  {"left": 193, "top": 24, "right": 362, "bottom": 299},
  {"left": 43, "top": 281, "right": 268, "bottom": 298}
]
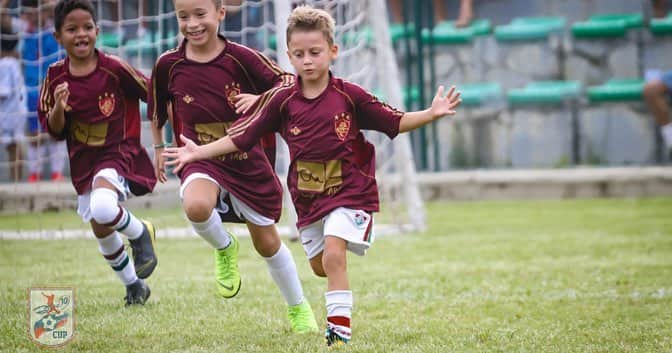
[
  {"left": 0, "top": 22, "right": 26, "bottom": 181},
  {"left": 652, "top": 0, "right": 668, "bottom": 18},
  {"left": 389, "top": 0, "right": 474, "bottom": 27},
  {"left": 6, "top": 0, "right": 67, "bottom": 182},
  {"left": 643, "top": 71, "right": 672, "bottom": 157}
]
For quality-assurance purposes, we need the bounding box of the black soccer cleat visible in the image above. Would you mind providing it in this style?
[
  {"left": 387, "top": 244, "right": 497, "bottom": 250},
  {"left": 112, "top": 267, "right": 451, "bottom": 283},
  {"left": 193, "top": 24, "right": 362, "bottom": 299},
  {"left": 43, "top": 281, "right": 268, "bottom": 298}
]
[
  {"left": 129, "top": 220, "right": 158, "bottom": 279},
  {"left": 124, "top": 279, "right": 151, "bottom": 306}
]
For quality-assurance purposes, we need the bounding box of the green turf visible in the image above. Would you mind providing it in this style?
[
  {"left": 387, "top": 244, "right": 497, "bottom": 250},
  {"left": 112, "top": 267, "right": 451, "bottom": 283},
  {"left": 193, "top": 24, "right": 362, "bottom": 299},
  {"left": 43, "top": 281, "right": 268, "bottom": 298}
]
[{"left": 1, "top": 199, "right": 671, "bottom": 352}]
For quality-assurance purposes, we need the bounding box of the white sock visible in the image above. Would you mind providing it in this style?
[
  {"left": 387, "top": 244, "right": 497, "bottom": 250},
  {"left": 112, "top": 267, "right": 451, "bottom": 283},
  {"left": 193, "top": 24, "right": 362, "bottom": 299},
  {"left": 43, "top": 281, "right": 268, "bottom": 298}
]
[
  {"left": 48, "top": 141, "right": 66, "bottom": 174},
  {"left": 264, "top": 242, "right": 304, "bottom": 306},
  {"left": 662, "top": 123, "right": 672, "bottom": 149},
  {"left": 113, "top": 207, "right": 145, "bottom": 240},
  {"left": 190, "top": 210, "right": 232, "bottom": 249},
  {"left": 97, "top": 231, "right": 138, "bottom": 285},
  {"left": 92, "top": 188, "right": 144, "bottom": 240},
  {"left": 325, "top": 290, "right": 353, "bottom": 340},
  {"left": 27, "top": 144, "right": 40, "bottom": 174}
]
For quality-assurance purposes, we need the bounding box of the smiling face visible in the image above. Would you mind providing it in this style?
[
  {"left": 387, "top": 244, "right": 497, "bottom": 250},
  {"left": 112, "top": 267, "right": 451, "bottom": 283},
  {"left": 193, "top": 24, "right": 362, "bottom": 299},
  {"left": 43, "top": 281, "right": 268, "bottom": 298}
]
[
  {"left": 54, "top": 8, "right": 98, "bottom": 61},
  {"left": 174, "top": 0, "right": 225, "bottom": 49},
  {"left": 287, "top": 29, "right": 338, "bottom": 84}
]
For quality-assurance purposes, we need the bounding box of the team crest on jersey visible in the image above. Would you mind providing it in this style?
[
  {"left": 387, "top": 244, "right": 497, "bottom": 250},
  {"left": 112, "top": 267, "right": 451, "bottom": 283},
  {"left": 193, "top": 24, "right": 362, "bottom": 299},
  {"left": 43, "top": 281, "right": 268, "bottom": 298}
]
[
  {"left": 224, "top": 83, "right": 241, "bottom": 109},
  {"left": 183, "top": 95, "right": 194, "bottom": 104},
  {"left": 98, "top": 93, "right": 115, "bottom": 117},
  {"left": 28, "top": 288, "right": 75, "bottom": 347},
  {"left": 334, "top": 112, "right": 351, "bottom": 141}
]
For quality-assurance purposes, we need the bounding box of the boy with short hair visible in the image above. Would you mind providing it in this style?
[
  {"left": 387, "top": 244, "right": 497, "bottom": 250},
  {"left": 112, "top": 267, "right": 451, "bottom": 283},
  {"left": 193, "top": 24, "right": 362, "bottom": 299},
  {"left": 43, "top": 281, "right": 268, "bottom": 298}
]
[
  {"left": 149, "top": 0, "right": 317, "bottom": 333},
  {"left": 163, "top": 5, "right": 461, "bottom": 346},
  {"left": 39, "top": 0, "right": 158, "bottom": 306}
]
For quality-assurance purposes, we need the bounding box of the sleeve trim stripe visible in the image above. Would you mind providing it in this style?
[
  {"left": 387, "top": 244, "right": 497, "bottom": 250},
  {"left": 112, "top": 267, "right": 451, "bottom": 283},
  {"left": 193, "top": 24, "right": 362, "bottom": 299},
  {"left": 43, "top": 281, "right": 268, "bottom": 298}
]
[
  {"left": 225, "top": 53, "right": 258, "bottom": 93},
  {"left": 227, "top": 85, "right": 291, "bottom": 137},
  {"left": 108, "top": 55, "right": 148, "bottom": 91},
  {"left": 239, "top": 44, "right": 284, "bottom": 76}
]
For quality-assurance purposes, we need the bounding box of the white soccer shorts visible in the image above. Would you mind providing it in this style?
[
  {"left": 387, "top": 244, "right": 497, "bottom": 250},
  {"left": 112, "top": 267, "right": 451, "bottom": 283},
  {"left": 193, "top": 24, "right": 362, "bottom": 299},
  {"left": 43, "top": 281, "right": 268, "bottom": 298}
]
[
  {"left": 299, "top": 207, "right": 374, "bottom": 259},
  {"left": 179, "top": 172, "right": 274, "bottom": 226}
]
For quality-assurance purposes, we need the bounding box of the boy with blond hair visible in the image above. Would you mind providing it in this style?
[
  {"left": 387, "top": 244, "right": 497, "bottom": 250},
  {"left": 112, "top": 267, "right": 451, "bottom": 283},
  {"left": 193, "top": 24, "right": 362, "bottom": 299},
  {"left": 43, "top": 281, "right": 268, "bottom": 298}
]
[{"left": 164, "top": 5, "right": 461, "bottom": 346}]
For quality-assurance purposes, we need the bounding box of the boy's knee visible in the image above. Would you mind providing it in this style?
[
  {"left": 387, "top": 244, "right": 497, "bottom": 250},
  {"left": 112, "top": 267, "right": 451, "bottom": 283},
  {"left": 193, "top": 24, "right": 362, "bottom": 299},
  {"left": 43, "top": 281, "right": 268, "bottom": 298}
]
[
  {"left": 89, "top": 188, "right": 119, "bottom": 224},
  {"left": 183, "top": 199, "right": 213, "bottom": 222}
]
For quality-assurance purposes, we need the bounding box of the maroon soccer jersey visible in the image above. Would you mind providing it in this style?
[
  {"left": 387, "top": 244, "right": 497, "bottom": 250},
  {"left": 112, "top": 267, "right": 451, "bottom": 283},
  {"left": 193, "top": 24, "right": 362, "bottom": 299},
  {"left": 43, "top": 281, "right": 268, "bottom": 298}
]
[
  {"left": 148, "top": 36, "right": 292, "bottom": 221},
  {"left": 38, "top": 50, "right": 156, "bottom": 196},
  {"left": 229, "top": 74, "right": 404, "bottom": 228}
]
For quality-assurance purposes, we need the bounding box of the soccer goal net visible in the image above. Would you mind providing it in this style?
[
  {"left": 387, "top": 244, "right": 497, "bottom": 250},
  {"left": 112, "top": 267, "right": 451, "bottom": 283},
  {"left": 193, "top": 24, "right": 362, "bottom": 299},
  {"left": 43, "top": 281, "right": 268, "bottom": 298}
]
[{"left": 0, "top": 0, "right": 424, "bottom": 238}]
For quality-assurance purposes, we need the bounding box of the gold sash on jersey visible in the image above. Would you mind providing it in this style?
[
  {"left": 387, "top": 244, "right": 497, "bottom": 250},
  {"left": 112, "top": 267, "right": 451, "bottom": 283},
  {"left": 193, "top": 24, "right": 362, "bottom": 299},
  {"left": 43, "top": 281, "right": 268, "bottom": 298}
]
[
  {"left": 71, "top": 120, "right": 108, "bottom": 146},
  {"left": 195, "top": 122, "right": 247, "bottom": 161},
  {"left": 195, "top": 122, "right": 231, "bottom": 144},
  {"left": 297, "top": 160, "right": 342, "bottom": 194}
]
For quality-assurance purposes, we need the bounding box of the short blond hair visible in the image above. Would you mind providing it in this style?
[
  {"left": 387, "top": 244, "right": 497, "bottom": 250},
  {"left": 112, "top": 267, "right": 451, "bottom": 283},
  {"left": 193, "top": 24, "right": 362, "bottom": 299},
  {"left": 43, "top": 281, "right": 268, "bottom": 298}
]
[{"left": 286, "top": 5, "right": 335, "bottom": 45}]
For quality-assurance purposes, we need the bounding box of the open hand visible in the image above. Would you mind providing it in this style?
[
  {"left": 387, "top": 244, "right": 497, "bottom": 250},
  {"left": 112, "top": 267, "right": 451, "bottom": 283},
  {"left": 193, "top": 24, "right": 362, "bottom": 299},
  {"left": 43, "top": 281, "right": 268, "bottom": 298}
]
[
  {"left": 162, "top": 134, "right": 199, "bottom": 174},
  {"left": 233, "top": 93, "right": 259, "bottom": 115},
  {"left": 430, "top": 85, "right": 461, "bottom": 120}
]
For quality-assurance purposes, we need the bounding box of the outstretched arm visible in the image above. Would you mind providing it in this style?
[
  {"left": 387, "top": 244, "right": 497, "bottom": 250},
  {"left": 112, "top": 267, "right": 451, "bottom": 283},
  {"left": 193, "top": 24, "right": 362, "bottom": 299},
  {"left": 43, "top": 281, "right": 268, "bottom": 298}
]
[
  {"left": 162, "top": 134, "right": 240, "bottom": 174},
  {"left": 399, "top": 85, "right": 461, "bottom": 133}
]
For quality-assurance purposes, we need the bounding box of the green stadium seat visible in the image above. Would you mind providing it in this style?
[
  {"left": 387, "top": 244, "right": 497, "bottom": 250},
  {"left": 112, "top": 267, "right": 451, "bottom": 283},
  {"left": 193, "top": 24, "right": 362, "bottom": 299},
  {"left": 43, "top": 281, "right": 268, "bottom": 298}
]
[
  {"left": 571, "top": 13, "right": 643, "bottom": 38},
  {"left": 650, "top": 13, "right": 672, "bottom": 35},
  {"left": 507, "top": 81, "right": 582, "bottom": 105},
  {"left": 124, "top": 31, "right": 178, "bottom": 56},
  {"left": 586, "top": 79, "right": 645, "bottom": 102},
  {"left": 421, "top": 19, "right": 491, "bottom": 44},
  {"left": 389, "top": 23, "right": 416, "bottom": 43},
  {"left": 495, "top": 17, "right": 566, "bottom": 42},
  {"left": 404, "top": 85, "right": 420, "bottom": 106},
  {"left": 98, "top": 32, "right": 122, "bottom": 49},
  {"left": 458, "top": 82, "right": 502, "bottom": 106}
]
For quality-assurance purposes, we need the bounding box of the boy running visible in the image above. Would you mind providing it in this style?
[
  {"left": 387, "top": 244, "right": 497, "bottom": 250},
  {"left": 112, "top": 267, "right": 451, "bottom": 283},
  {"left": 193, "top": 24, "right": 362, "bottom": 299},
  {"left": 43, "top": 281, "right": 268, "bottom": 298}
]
[
  {"left": 38, "top": 0, "right": 158, "bottom": 306},
  {"left": 163, "top": 5, "right": 461, "bottom": 346}
]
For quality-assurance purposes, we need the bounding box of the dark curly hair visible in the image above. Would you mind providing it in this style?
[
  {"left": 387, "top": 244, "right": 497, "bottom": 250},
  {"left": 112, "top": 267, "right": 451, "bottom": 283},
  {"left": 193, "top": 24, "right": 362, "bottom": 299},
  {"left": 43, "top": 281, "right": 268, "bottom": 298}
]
[{"left": 54, "top": 0, "right": 97, "bottom": 32}]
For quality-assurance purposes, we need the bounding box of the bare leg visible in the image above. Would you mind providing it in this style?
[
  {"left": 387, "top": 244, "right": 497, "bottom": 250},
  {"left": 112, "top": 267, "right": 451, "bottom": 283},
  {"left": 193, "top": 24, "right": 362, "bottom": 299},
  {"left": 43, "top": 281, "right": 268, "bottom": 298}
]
[
  {"left": 323, "top": 235, "right": 349, "bottom": 291},
  {"left": 247, "top": 222, "right": 281, "bottom": 257},
  {"left": 455, "top": 0, "right": 473, "bottom": 27},
  {"left": 433, "top": 0, "right": 447, "bottom": 23},
  {"left": 653, "top": 0, "right": 667, "bottom": 18},
  {"left": 389, "top": 0, "right": 403, "bottom": 23},
  {"left": 6, "top": 143, "right": 22, "bottom": 181},
  {"left": 643, "top": 80, "right": 671, "bottom": 126}
]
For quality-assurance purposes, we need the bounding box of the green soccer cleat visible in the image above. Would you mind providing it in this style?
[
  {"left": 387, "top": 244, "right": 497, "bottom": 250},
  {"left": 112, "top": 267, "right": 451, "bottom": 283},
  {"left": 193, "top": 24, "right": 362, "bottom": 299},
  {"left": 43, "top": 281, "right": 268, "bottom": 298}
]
[
  {"left": 129, "top": 220, "right": 158, "bottom": 279},
  {"left": 287, "top": 300, "right": 319, "bottom": 333},
  {"left": 215, "top": 234, "right": 241, "bottom": 298}
]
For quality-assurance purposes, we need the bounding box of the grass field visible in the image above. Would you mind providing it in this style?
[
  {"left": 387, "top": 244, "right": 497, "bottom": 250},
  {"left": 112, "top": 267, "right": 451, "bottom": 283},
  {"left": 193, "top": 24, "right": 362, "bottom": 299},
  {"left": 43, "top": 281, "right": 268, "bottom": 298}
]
[{"left": 1, "top": 198, "right": 671, "bottom": 352}]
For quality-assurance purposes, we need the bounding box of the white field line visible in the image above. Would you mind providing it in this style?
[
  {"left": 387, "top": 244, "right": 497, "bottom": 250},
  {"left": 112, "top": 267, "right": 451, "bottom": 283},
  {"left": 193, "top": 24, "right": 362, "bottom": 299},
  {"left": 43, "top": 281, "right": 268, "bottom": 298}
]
[{"left": 0, "top": 224, "right": 409, "bottom": 240}]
